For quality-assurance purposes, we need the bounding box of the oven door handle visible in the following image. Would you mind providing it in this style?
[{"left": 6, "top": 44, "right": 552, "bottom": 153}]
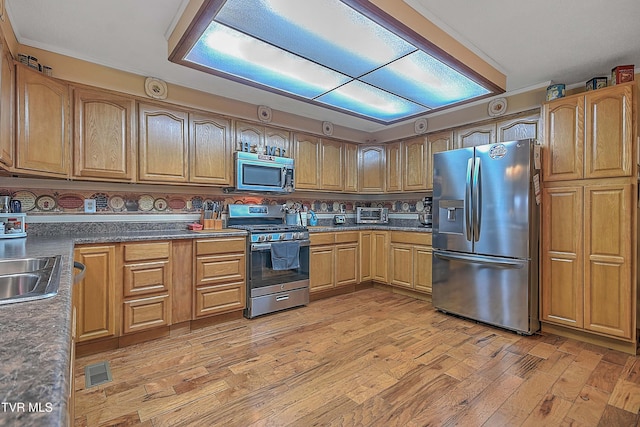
[{"left": 251, "top": 239, "right": 311, "bottom": 252}]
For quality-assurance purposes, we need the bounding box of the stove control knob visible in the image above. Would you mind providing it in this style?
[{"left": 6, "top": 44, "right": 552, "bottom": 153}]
[
  {"left": 279, "top": 234, "right": 286, "bottom": 240},
  {"left": 266, "top": 234, "right": 272, "bottom": 241},
  {"left": 258, "top": 235, "right": 266, "bottom": 242}
]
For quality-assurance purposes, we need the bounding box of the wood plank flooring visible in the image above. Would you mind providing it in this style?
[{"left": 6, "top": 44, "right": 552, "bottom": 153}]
[{"left": 74, "top": 288, "right": 640, "bottom": 426}]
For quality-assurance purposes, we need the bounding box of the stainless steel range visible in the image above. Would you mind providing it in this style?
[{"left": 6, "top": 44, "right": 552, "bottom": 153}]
[{"left": 228, "top": 205, "right": 310, "bottom": 318}]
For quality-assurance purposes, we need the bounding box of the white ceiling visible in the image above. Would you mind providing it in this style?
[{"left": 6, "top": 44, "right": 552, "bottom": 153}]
[{"left": 6, "top": 0, "right": 640, "bottom": 133}]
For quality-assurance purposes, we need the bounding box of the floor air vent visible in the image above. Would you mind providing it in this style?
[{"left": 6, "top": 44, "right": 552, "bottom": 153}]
[{"left": 85, "top": 361, "right": 113, "bottom": 388}]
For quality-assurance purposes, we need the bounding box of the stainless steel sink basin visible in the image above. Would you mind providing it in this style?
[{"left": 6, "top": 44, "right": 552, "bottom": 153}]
[{"left": 0, "top": 255, "right": 62, "bottom": 305}]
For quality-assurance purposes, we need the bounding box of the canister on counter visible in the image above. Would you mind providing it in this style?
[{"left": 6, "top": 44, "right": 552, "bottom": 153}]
[
  {"left": 546, "top": 84, "right": 565, "bottom": 101},
  {"left": 586, "top": 77, "right": 607, "bottom": 91},
  {"left": 611, "top": 65, "right": 634, "bottom": 85}
]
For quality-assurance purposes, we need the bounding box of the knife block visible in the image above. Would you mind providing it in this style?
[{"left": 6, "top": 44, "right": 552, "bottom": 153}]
[{"left": 201, "top": 211, "right": 223, "bottom": 230}]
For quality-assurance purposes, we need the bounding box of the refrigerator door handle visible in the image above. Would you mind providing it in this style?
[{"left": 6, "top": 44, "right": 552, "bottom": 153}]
[
  {"left": 473, "top": 157, "right": 481, "bottom": 242},
  {"left": 465, "top": 158, "right": 473, "bottom": 241},
  {"left": 433, "top": 250, "right": 525, "bottom": 269}
]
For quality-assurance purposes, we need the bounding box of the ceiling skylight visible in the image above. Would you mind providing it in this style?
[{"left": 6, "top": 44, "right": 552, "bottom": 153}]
[{"left": 171, "top": 0, "right": 500, "bottom": 124}]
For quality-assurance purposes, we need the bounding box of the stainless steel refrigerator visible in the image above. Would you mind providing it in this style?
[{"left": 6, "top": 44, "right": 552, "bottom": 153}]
[{"left": 432, "top": 139, "right": 540, "bottom": 335}]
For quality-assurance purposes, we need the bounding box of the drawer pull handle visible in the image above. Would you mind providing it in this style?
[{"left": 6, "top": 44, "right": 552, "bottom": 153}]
[{"left": 276, "top": 295, "right": 290, "bottom": 301}]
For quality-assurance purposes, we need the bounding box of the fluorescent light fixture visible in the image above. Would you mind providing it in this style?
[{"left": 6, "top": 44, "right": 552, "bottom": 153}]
[{"left": 170, "top": 0, "right": 501, "bottom": 124}]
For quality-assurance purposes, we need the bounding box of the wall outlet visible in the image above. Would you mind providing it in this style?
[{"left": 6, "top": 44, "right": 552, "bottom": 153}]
[{"left": 84, "top": 199, "right": 96, "bottom": 213}]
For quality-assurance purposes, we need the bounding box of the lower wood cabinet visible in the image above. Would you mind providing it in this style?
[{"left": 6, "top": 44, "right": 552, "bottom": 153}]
[
  {"left": 310, "top": 231, "right": 358, "bottom": 292},
  {"left": 73, "top": 245, "right": 118, "bottom": 342},
  {"left": 372, "top": 231, "right": 389, "bottom": 283},
  {"left": 358, "top": 231, "right": 372, "bottom": 282},
  {"left": 389, "top": 231, "right": 433, "bottom": 294},
  {"left": 121, "top": 241, "right": 172, "bottom": 334},
  {"left": 193, "top": 237, "right": 246, "bottom": 318}
]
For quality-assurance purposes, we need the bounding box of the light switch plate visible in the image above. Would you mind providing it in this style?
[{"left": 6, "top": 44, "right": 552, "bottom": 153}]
[{"left": 84, "top": 199, "right": 96, "bottom": 213}]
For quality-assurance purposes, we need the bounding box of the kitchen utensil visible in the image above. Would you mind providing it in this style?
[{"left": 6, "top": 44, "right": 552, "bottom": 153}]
[{"left": 0, "top": 196, "right": 9, "bottom": 213}]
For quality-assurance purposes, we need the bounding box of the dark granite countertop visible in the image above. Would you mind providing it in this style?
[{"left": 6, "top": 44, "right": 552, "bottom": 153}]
[{"left": 0, "top": 224, "right": 432, "bottom": 426}]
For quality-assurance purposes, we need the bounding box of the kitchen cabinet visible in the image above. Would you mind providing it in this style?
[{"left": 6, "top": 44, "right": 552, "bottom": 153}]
[
  {"left": 454, "top": 122, "right": 496, "bottom": 148},
  {"left": 73, "top": 245, "right": 118, "bottom": 342},
  {"left": 426, "top": 131, "right": 452, "bottom": 190},
  {"left": 16, "top": 63, "right": 70, "bottom": 177},
  {"left": 359, "top": 145, "right": 386, "bottom": 193},
  {"left": 235, "top": 120, "right": 290, "bottom": 157},
  {"left": 389, "top": 231, "right": 433, "bottom": 293},
  {"left": 371, "top": 231, "right": 388, "bottom": 283},
  {"left": 138, "top": 102, "right": 189, "bottom": 183},
  {"left": 543, "top": 83, "right": 633, "bottom": 182},
  {"left": 122, "top": 241, "right": 172, "bottom": 334},
  {"left": 294, "top": 133, "right": 345, "bottom": 191},
  {"left": 403, "top": 136, "right": 428, "bottom": 191},
  {"left": 189, "top": 112, "right": 233, "bottom": 185},
  {"left": 73, "top": 86, "right": 136, "bottom": 181},
  {"left": 358, "top": 231, "right": 372, "bottom": 282},
  {"left": 386, "top": 141, "right": 402, "bottom": 192},
  {"left": 0, "top": 47, "right": 14, "bottom": 168},
  {"left": 320, "top": 138, "right": 344, "bottom": 191},
  {"left": 194, "top": 237, "right": 246, "bottom": 317},
  {"left": 310, "top": 231, "right": 358, "bottom": 292},
  {"left": 344, "top": 142, "right": 359, "bottom": 192},
  {"left": 497, "top": 113, "right": 539, "bottom": 142}
]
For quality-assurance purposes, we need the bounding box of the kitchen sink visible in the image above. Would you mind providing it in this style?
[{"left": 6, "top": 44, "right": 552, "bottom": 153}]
[{"left": 0, "top": 255, "right": 62, "bottom": 305}]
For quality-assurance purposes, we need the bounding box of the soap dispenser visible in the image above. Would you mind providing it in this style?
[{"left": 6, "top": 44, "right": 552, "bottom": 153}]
[{"left": 308, "top": 210, "right": 318, "bottom": 226}]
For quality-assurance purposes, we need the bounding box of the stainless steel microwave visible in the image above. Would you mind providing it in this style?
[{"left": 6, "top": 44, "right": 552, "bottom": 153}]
[
  {"left": 356, "top": 207, "right": 389, "bottom": 224},
  {"left": 235, "top": 151, "right": 294, "bottom": 193}
]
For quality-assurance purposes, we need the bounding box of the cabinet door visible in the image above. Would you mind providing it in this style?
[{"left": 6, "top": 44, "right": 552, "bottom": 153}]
[
  {"left": 541, "top": 186, "right": 584, "bottom": 328},
  {"left": 310, "top": 245, "right": 335, "bottom": 292},
  {"left": 497, "top": 114, "right": 539, "bottom": 142},
  {"left": 372, "top": 231, "right": 388, "bottom": 283},
  {"left": 195, "top": 253, "right": 245, "bottom": 286},
  {"left": 584, "top": 184, "right": 632, "bottom": 338},
  {"left": 123, "top": 294, "right": 170, "bottom": 334},
  {"left": 358, "top": 231, "right": 372, "bottom": 282},
  {"left": 73, "top": 87, "right": 135, "bottom": 180},
  {"left": 0, "top": 50, "right": 14, "bottom": 167},
  {"left": 543, "top": 96, "right": 584, "bottom": 181},
  {"left": 195, "top": 282, "right": 245, "bottom": 317},
  {"left": 344, "top": 143, "right": 358, "bottom": 192},
  {"left": 320, "top": 139, "right": 344, "bottom": 191},
  {"left": 386, "top": 141, "right": 402, "bottom": 192},
  {"left": 584, "top": 84, "right": 633, "bottom": 179},
  {"left": 455, "top": 123, "right": 496, "bottom": 148},
  {"left": 189, "top": 112, "right": 232, "bottom": 185},
  {"left": 74, "top": 245, "right": 117, "bottom": 342},
  {"left": 294, "top": 133, "right": 321, "bottom": 190},
  {"left": 427, "top": 131, "right": 452, "bottom": 190},
  {"left": 123, "top": 261, "right": 170, "bottom": 297},
  {"left": 264, "top": 126, "right": 290, "bottom": 158},
  {"left": 138, "top": 103, "right": 189, "bottom": 182},
  {"left": 389, "top": 243, "right": 413, "bottom": 288},
  {"left": 403, "top": 137, "right": 428, "bottom": 191},
  {"left": 235, "top": 120, "right": 264, "bottom": 152},
  {"left": 414, "top": 246, "right": 432, "bottom": 294},
  {"left": 359, "top": 145, "right": 386, "bottom": 193},
  {"left": 335, "top": 243, "right": 357, "bottom": 286},
  {"left": 16, "top": 64, "right": 70, "bottom": 176}
]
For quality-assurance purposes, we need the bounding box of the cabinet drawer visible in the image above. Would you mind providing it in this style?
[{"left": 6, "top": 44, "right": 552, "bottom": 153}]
[
  {"left": 335, "top": 231, "right": 359, "bottom": 243},
  {"left": 310, "top": 232, "right": 335, "bottom": 245},
  {"left": 123, "top": 261, "right": 170, "bottom": 297},
  {"left": 123, "top": 294, "right": 170, "bottom": 334},
  {"left": 196, "top": 254, "right": 245, "bottom": 285},
  {"left": 195, "top": 281, "right": 245, "bottom": 317},
  {"left": 391, "top": 231, "right": 431, "bottom": 246},
  {"left": 124, "top": 241, "right": 170, "bottom": 261},
  {"left": 195, "top": 238, "right": 246, "bottom": 256}
]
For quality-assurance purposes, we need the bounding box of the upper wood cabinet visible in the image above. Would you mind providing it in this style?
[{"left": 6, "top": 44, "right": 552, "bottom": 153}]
[
  {"left": 235, "top": 120, "right": 290, "bottom": 157},
  {"left": 294, "top": 133, "right": 321, "bottom": 190},
  {"left": 320, "top": 138, "right": 344, "bottom": 191},
  {"left": 543, "top": 83, "right": 633, "bottom": 182},
  {"left": 16, "top": 64, "right": 70, "bottom": 177},
  {"left": 189, "top": 112, "right": 233, "bottom": 185},
  {"left": 0, "top": 49, "right": 14, "bottom": 168},
  {"left": 454, "top": 122, "right": 496, "bottom": 148},
  {"left": 359, "top": 145, "right": 385, "bottom": 193},
  {"left": 344, "top": 143, "right": 358, "bottom": 192},
  {"left": 403, "top": 136, "right": 428, "bottom": 191},
  {"left": 73, "top": 87, "right": 136, "bottom": 181},
  {"left": 426, "top": 131, "right": 452, "bottom": 190},
  {"left": 385, "top": 141, "right": 402, "bottom": 192},
  {"left": 138, "top": 103, "right": 189, "bottom": 183}
]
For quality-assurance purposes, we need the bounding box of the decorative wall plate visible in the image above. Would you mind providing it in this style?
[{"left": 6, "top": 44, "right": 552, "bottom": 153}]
[
  {"left": 414, "top": 118, "right": 428, "bottom": 134},
  {"left": 153, "top": 198, "right": 168, "bottom": 212},
  {"left": 144, "top": 77, "right": 168, "bottom": 100},
  {"left": 488, "top": 97, "right": 507, "bottom": 117},
  {"left": 11, "top": 190, "right": 36, "bottom": 211},
  {"left": 322, "top": 121, "right": 334, "bottom": 136},
  {"left": 257, "top": 105, "right": 272, "bottom": 123},
  {"left": 138, "top": 195, "right": 154, "bottom": 212},
  {"left": 35, "top": 195, "right": 56, "bottom": 212},
  {"left": 108, "top": 195, "right": 125, "bottom": 212}
]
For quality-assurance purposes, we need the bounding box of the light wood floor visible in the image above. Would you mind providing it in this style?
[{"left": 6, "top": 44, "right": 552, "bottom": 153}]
[{"left": 74, "top": 288, "right": 640, "bottom": 426}]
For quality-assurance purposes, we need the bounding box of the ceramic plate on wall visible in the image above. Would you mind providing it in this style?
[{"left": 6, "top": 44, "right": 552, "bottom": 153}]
[
  {"left": 108, "top": 195, "right": 125, "bottom": 212},
  {"left": 35, "top": 195, "right": 56, "bottom": 212},
  {"left": 488, "top": 98, "right": 507, "bottom": 117},
  {"left": 11, "top": 191, "right": 36, "bottom": 211},
  {"left": 144, "top": 77, "right": 168, "bottom": 100},
  {"left": 138, "top": 195, "right": 154, "bottom": 212},
  {"left": 153, "top": 198, "right": 168, "bottom": 212}
]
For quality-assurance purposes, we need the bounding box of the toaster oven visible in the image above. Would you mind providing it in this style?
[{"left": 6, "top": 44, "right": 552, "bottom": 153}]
[{"left": 356, "top": 207, "right": 389, "bottom": 224}]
